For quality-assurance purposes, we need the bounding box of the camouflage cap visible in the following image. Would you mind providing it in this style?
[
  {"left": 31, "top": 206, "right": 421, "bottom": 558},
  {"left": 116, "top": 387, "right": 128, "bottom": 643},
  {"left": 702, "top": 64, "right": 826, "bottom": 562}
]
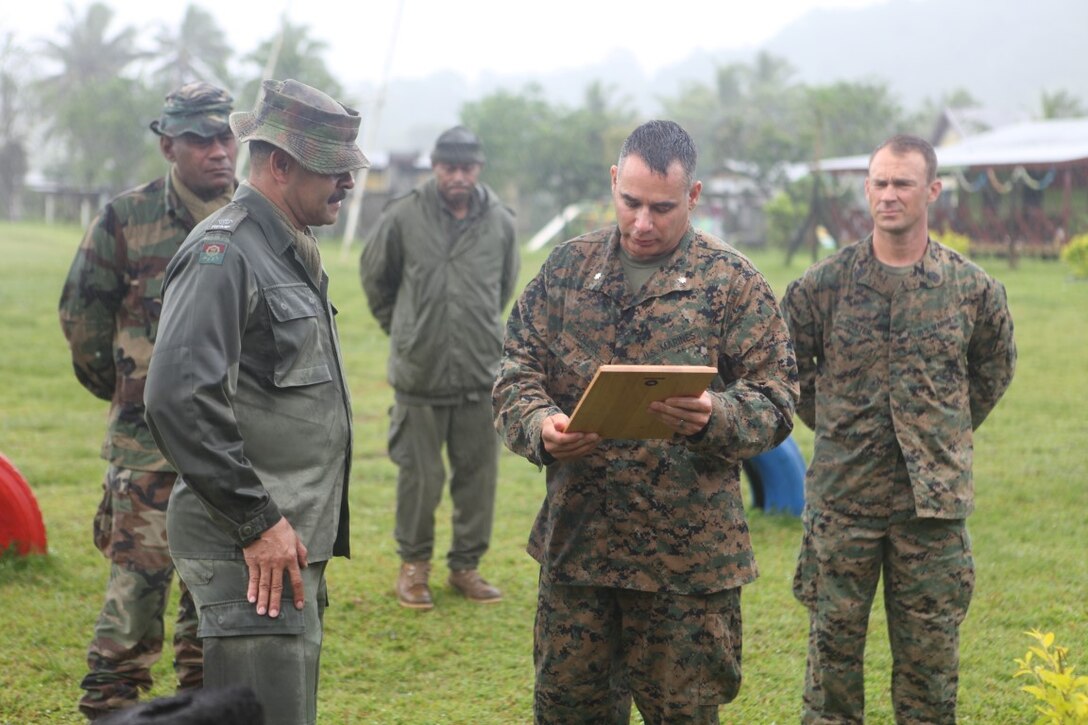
[
  {"left": 230, "top": 79, "right": 369, "bottom": 175},
  {"left": 431, "top": 126, "right": 485, "bottom": 165},
  {"left": 149, "top": 81, "right": 234, "bottom": 138}
]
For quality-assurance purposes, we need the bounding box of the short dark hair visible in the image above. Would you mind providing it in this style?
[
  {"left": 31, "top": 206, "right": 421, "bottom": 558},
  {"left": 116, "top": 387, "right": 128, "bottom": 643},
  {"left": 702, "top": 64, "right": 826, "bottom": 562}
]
[
  {"left": 248, "top": 140, "right": 276, "bottom": 165},
  {"left": 618, "top": 120, "right": 698, "bottom": 187},
  {"left": 869, "top": 134, "right": 938, "bottom": 182}
]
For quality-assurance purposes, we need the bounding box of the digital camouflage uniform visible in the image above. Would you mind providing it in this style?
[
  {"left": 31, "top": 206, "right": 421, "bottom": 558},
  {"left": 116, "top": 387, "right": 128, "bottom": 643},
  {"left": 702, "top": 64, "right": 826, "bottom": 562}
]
[
  {"left": 493, "top": 225, "right": 798, "bottom": 722},
  {"left": 782, "top": 237, "right": 1016, "bottom": 724},
  {"left": 59, "top": 82, "right": 234, "bottom": 718}
]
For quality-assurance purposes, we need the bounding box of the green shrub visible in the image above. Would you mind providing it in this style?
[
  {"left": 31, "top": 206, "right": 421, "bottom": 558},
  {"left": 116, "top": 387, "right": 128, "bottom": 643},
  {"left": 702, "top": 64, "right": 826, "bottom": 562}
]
[
  {"left": 1059, "top": 233, "right": 1088, "bottom": 279},
  {"left": 1014, "top": 629, "right": 1088, "bottom": 724},
  {"left": 763, "top": 191, "right": 801, "bottom": 249},
  {"left": 934, "top": 229, "right": 972, "bottom": 256}
]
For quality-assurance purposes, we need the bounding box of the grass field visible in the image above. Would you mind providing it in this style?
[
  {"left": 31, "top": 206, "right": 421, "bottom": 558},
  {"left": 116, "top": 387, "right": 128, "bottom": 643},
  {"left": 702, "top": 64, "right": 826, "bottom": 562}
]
[{"left": 0, "top": 220, "right": 1085, "bottom": 724}]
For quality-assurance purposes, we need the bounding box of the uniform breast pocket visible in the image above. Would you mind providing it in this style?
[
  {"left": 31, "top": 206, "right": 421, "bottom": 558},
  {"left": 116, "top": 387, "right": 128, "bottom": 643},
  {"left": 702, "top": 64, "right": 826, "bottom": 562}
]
[
  {"left": 913, "top": 315, "right": 965, "bottom": 359},
  {"left": 265, "top": 285, "right": 333, "bottom": 387},
  {"left": 828, "top": 314, "right": 886, "bottom": 385},
  {"left": 141, "top": 275, "right": 165, "bottom": 318},
  {"left": 911, "top": 315, "right": 968, "bottom": 389},
  {"left": 127, "top": 275, "right": 165, "bottom": 333}
]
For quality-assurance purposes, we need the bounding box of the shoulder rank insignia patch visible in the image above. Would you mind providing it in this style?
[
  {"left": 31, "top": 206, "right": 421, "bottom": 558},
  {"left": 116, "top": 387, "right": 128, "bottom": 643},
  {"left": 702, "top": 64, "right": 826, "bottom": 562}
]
[{"left": 199, "top": 240, "right": 228, "bottom": 265}]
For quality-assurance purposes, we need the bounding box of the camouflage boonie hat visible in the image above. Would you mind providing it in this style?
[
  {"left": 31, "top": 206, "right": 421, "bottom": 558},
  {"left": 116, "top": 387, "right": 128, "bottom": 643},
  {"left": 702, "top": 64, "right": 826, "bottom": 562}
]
[
  {"left": 149, "top": 81, "right": 234, "bottom": 137},
  {"left": 230, "top": 79, "right": 369, "bottom": 175},
  {"left": 431, "top": 125, "right": 485, "bottom": 165}
]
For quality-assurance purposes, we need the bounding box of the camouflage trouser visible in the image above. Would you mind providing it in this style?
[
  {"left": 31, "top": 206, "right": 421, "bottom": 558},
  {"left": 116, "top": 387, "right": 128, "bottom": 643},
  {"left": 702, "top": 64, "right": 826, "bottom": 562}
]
[
  {"left": 79, "top": 466, "right": 201, "bottom": 719},
  {"left": 388, "top": 396, "right": 498, "bottom": 570},
  {"left": 793, "top": 509, "right": 974, "bottom": 724},
  {"left": 533, "top": 569, "right": 742, "bottom": 724}
]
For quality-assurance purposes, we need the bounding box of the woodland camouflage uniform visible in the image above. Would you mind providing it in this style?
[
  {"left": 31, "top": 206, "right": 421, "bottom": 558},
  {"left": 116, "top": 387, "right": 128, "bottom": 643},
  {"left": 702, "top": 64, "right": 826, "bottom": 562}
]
[
  {"left": 782, "top": 236, "right": 1016, "bottom": 724},
  {"left": 59, "top": 82, "right": 235, "bottom": 719}
]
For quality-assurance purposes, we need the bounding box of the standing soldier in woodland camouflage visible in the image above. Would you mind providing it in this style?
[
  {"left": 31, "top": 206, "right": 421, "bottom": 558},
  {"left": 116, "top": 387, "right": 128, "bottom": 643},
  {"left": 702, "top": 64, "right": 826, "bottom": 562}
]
[
  {"left": 493, "top": 120, "right": 798, "bottom": 723},
  {"left": 782, "top": 134, "right": 1016, "bottom": 724},
  {"left": 59, "top": 81, "right": 237, "bottom": 720}
]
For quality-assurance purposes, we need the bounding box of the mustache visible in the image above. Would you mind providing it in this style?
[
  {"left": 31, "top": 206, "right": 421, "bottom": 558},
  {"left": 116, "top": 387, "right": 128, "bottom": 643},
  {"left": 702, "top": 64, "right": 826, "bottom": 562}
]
[{"left": 328, "top": 190, "right": 348, "bottom": 204}]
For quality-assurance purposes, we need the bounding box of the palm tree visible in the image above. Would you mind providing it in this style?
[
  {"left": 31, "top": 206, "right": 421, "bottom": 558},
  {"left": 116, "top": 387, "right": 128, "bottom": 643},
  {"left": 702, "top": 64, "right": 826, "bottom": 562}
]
[
  {"left": 151, "top": 4, "right": 233, "bottom": 92},
  {"left": 1040, "top": 89, "right": 1085, "bottom": 120},
  {"left": 38, "top": 2, "right": 144, "bottom": 98},
  {"left": 239, "top": 18, "right": 344, "bottom": 109},
  {"left": 34, "top": 3, "right": 157, "bottom": 191},
  {"left": 0, "top": 33, "right": 30, "bottom": 219}
]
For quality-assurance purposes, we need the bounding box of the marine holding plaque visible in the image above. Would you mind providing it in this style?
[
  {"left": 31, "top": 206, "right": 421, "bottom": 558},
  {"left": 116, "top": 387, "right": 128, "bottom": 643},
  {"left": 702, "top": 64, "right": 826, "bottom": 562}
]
[{"left": 492, "top": 120, "right": 798, "bottom": 723}]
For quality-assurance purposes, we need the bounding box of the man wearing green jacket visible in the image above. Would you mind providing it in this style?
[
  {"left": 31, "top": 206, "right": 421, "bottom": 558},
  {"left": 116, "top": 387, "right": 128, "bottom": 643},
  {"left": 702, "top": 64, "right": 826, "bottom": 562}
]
[
  {"left": 361, "top": 126, "right": 519, "bottom": 610},
  {"left": 145, "top": 79, "right": 366, "bottom": 724}
]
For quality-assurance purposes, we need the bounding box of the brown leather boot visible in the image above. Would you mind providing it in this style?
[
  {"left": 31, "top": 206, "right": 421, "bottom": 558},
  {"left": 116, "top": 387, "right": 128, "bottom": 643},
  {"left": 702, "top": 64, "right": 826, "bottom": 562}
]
[
  {"left": 448, "top": 569, "right": 502, "bottom": 603},
  {"left": 396, "top": 561, "right": 434, "bottom": 610}
]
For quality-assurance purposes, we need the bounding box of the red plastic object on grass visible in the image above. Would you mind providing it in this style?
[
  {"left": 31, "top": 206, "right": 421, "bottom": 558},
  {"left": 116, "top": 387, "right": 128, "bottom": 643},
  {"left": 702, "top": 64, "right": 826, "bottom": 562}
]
[{"left": 0, "top": 452, "right": 47, "bottom": 555}]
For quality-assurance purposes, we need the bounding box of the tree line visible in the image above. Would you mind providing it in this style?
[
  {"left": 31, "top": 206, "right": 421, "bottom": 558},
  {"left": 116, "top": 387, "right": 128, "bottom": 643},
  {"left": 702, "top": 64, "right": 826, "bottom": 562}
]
[
  {"left": 461, "top": 53, "right": 1083, "bottom": 241},
  {"left": 1, "top": 2, "right": 1084, "bottom": 239},
  {"left": 0, "top": 2, "right": 341, "bottom": 210}
]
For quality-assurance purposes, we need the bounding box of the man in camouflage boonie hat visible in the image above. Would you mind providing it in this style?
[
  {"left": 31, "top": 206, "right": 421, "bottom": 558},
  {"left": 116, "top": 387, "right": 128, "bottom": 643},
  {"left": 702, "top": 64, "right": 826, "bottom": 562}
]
[
  {"left": 60, "top": 80, "right": 238, "bottom": 720},
  {"left": 492, "top": 120, "right": 798, "bottom": 722},
  {"left": 230, "top": 78, "right": 369, "bottom": 175},
  {"left": 145, "top": 78, "right": 363, "bottom": 724}
]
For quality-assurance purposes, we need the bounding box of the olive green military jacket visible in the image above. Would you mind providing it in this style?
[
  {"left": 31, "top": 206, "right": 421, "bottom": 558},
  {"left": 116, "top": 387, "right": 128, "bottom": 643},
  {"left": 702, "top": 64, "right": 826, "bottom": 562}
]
[
  {"left": 781, "top": 237, "right": 1016, "bottom": 519},
  {"left": 145, "top": 183, "right": 353, "bottom": 561},
  {"left": 360, "top": 177, "right": 519, "bottom": 404},
  {"left": 493, "top": 226, "right": 798, "bottom": 594},
  {"left": 59, "top": 173, "right": 223, "bottom": 472}
]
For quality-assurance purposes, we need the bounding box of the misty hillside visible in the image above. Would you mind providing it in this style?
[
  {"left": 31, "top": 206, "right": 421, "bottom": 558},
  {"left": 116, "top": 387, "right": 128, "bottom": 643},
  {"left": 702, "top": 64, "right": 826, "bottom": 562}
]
[
  {"left": 763, "top": 0, "right": 1088, "bottom": 111},
  {"left": 362, "top": 0, "right": 1086, "bottom": 153}
]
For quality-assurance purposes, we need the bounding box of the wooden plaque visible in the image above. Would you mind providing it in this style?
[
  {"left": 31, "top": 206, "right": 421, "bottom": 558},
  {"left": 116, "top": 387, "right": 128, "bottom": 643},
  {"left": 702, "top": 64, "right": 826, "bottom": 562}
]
[{"left": 566, "top": 364, "right": 718, "bottom": 439}]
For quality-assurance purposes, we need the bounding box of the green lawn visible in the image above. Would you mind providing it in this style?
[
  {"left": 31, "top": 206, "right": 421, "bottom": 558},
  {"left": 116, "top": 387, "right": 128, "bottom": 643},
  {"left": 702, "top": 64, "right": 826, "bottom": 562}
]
[{"left": 0, "top": 221, "right": 1084, "bottom": 724}]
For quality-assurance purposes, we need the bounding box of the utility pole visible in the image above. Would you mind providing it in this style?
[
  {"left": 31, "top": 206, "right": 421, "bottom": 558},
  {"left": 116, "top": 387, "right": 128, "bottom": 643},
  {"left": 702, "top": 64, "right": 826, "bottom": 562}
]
[
  {"left": 340, "top": 0, "right": 405, "bottom": 259},
  {"left": 235, "top": 10, "right": 288, "bottom": 179}
]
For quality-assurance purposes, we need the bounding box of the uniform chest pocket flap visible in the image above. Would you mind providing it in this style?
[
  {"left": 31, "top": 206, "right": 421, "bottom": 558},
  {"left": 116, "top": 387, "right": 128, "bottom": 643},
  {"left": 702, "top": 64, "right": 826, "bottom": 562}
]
[
  {"left": 265, "top": 285, "right": 333, "bottom": 387},
  {"left": 130, "top": 275, "right": 166, "bottom": 326}
]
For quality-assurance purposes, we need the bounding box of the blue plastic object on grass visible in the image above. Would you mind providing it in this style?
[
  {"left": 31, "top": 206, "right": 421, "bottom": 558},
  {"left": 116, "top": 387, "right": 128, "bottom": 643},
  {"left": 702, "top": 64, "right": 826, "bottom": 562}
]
[{"left": 742, "top": 436, "right": 806, "bottom": 517}]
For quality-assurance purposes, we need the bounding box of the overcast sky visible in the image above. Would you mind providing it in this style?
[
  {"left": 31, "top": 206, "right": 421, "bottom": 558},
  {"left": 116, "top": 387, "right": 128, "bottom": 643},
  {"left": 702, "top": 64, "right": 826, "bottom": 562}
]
[{"left": 5, "top": 0, "right": 888, "bottom": 88}]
